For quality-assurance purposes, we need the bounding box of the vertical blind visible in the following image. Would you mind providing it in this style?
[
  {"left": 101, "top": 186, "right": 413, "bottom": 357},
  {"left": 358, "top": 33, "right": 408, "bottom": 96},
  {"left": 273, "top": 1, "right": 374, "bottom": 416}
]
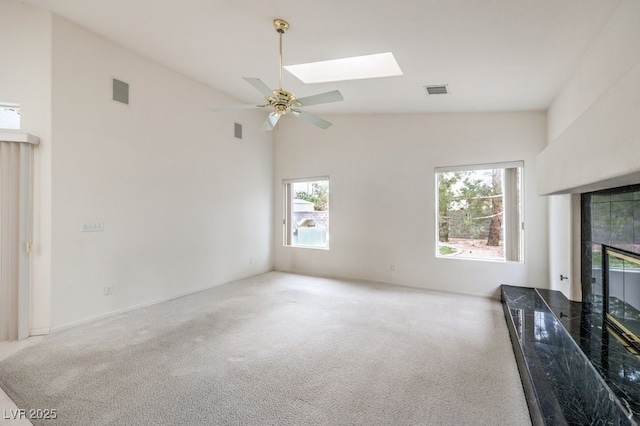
[{"left": 0, "top": 136, "right": 37, "bottom": 342}]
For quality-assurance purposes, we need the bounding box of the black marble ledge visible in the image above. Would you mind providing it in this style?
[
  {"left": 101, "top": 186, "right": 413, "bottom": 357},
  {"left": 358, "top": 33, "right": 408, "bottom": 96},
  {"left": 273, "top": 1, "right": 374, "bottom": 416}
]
[{"left": 501, "top": 285, "right": 638, "bottom": 426}]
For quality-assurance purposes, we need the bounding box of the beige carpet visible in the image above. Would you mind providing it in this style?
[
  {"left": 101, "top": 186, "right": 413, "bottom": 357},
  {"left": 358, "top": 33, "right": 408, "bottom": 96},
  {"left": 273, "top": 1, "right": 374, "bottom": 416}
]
[{"left": 0, "top": 272, "right": 531, "bottom": 425}]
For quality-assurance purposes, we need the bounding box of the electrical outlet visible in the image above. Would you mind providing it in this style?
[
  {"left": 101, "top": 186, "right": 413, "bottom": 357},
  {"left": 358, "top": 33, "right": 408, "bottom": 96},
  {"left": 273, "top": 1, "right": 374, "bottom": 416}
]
[
  {"left": 249, "top": 257, "right": 254, "bottom": 264},
  {"left": 104, "top": 285, "right": 112, "bottom": 296},
  {"left": 390, "top": 263, "right": 397, "bottom": 271}
]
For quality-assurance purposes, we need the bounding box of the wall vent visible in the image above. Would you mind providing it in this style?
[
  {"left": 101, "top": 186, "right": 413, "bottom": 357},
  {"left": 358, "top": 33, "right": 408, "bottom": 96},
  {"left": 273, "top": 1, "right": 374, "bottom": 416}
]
[
  {"left": 111, "top": 78, "right": 130, "bottom": 105},
  {"left": 424, "top": 85, "right": 449, "bottom": 95},
  {"left": 234, "top": 122, "right": 242, "bottom": 139}
]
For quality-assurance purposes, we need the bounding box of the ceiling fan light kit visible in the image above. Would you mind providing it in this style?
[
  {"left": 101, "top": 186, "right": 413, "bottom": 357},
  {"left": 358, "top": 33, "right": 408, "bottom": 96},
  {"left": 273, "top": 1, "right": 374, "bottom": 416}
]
[{"left": 211, "top": 18, "right": 343, "bottom": 131}]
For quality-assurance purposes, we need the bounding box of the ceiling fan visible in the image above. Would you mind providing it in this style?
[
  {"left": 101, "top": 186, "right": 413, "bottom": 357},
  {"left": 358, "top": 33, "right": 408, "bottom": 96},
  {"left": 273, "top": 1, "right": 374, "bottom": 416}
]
[{"left": 211, "top": 19, "right": 343, "bottom": 131}]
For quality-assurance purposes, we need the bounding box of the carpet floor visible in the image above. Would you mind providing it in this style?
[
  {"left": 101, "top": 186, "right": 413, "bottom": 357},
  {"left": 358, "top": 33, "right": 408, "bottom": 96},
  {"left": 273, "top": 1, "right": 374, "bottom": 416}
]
[{"left": 0, "top": 272, "right": 531, "bottom": 425}]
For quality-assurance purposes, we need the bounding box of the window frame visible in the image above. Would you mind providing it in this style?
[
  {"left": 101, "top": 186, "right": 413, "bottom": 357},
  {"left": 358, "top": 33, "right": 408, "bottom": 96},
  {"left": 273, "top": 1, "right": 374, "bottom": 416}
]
[
  {"left": 0, "top": 103, "right": 20, "bottom": 130},
  {"left": 282, "top": 176, "right": 330, "bottom": 250},
  {"left": 434, "top": 161, "right": 524, "bottom": 263}
]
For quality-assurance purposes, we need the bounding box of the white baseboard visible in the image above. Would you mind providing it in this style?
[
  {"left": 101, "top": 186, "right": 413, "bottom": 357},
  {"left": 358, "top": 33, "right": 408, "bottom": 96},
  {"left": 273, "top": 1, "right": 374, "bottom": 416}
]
[
  {"left": 49, "top": 269, "right": 274, "bottom": 334},
  {"left": 50, "top": 288, "right": 214, "bottom": 333},
  {"left": 273, "top": 267, "right": 501, "bottom": 300}
]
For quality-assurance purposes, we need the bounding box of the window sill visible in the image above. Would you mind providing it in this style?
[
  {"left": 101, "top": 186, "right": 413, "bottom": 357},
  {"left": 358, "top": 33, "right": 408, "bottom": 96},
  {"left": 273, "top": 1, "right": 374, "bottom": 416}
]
[
  {"left": 0, "top": 131, "right": 40, "bottom": 145},
  {"left": 436, "top": 255, "right": 523, "bottom": 264}
]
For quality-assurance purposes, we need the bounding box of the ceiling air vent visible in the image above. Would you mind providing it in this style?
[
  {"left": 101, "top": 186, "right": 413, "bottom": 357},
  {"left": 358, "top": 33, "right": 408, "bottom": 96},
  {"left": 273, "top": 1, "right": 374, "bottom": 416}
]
[{"left": 424, "top": 85, "right": 449, "bottom": 95}]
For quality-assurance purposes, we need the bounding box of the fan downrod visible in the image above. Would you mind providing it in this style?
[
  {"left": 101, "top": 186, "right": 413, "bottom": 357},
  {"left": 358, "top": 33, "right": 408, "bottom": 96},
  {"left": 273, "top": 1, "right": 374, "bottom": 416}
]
[{"left": 273, "top": 19, "right": 289, "bottom": 34}]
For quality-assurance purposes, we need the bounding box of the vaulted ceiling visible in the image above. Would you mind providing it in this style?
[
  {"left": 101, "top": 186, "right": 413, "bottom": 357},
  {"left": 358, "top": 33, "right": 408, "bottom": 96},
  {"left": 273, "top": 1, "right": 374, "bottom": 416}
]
[{"left": 26, "top": 0, "right": 622, "bottom": 114}]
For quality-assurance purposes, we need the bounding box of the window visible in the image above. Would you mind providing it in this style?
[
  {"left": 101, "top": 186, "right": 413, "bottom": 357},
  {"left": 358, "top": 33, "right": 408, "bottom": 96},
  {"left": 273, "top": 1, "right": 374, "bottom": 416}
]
[
  {"left": 435, "top": 161, "right": 523, "bottom": 262},
  {"left": 283, "top": 177, "right": 329, "bottom": 249},
  {"left": 0, "top": 103, "right": 20, "bottom": 129}
]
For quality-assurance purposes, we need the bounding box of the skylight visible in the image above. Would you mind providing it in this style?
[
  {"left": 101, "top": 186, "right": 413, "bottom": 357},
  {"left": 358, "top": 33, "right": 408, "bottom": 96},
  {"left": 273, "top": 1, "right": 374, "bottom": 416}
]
[{"left": 284, "top": 52, "right": 403, "bottom": 84}]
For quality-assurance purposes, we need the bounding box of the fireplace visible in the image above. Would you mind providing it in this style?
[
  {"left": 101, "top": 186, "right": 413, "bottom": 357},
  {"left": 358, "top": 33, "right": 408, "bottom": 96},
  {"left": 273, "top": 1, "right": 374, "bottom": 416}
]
[
  {"left": 581, "top": 183, "right": 640, "bottom": 303},
  {"left": 500, "top": 183, "right": 640, "bottom": 423},
  {"left": 574, "top": 183, "right": 640, "bottom": 421}
]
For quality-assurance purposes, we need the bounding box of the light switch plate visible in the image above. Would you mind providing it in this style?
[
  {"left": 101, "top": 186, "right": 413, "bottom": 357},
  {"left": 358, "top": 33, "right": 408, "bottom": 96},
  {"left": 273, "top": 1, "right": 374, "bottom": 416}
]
[{"left": 82, "top": 221, "right": 104, "bottom": 232}]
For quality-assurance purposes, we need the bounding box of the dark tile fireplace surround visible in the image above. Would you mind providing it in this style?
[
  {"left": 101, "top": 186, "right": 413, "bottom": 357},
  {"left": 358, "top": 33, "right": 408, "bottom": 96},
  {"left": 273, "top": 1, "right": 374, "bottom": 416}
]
[{"left": 502, "top": 184, "right": 640, "bottom": 425}]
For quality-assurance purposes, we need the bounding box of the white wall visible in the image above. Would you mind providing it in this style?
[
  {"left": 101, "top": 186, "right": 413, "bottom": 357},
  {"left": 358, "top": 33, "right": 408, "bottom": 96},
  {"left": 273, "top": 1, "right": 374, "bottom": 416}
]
[
  {"left": 547, "top": 0, "right": 639, "bottom": 143},
  {"left": 0, "top": 0, "right": 52, "bottom": 335},
  {"left": 539, "top": 0, "right": 640, "bottom": 195},
  {"left": 547, "top": 195, "right": 572, "bottom": 297},
  {"left": 542, "top": 0, "right": 640, "bottom": 300},
  {"left": 273, "top": 112, "right": 548, "bottom": 298},
  {"left": 49, "top": 16, "right": 274, "bottom": 328}
]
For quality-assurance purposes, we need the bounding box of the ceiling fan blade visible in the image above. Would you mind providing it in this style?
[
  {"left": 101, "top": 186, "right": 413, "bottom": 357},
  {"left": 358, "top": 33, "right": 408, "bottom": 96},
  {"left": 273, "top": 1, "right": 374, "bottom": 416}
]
[
  {"left": 261, "top": 112, "right": 281, "bottom": 131},
  {"left": 211, "top": 104, "right": 265, "bottom": 112},
  {"left": 243, "top": 77, "right": 275, "bottom": 98},
  {"left": 296, "top": 90, "right": 343, "bottom": 107},
  {"left": 291, "top": 109, "right": 332, "bottom": 129}
]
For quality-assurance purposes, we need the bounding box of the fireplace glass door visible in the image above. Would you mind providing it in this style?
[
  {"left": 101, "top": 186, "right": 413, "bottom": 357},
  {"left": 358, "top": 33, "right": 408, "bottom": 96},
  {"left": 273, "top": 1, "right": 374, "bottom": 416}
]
[{"left": 603, "top": 245, "right": 640, "bottom": 353}]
